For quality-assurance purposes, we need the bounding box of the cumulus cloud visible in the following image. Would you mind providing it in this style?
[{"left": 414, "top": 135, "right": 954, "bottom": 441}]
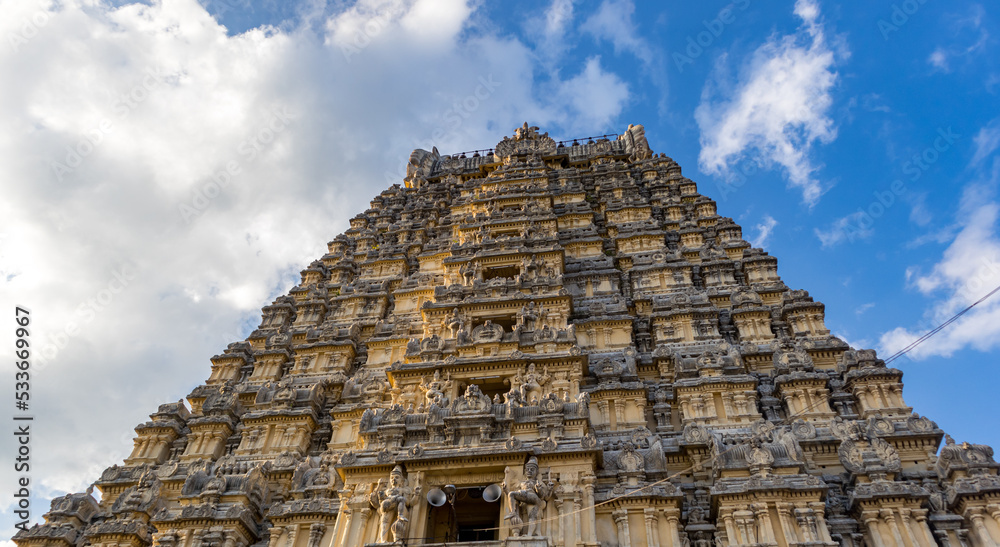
[
  {"left": 880, "top": 153, "right": 1000, "bottom": 359},
  {"left": 0, "top": 0, "right": 632, "bottom": 535},
  {"left": 580, "top": 0, "right": 668, "bottom": 112},
  {"left": 696, "top": 0, "right": 845, "bottom": 205},
  {"left": 751, "top": 214, "right": 778, "bottom": 248},
  {"left": 556, "top": 56, "right": 630, "bottom": 132}
]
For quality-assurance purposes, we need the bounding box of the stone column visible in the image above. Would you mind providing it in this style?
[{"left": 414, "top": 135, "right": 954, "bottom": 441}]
[
  {"left": 898, "top": 508, "right": 921, "bottom": 547},
  {"left": 862, "top": 511, "right": 887, "bottom": 547},
  {"left": 720, "top": 509, "right": 738, "bottom": 546},
  {"left": 753, "top": 503, "right": 775, "bottom": 544},
  {"left": 357, "top": 508, "right": 372, "bottom": 543},
  {"left": 881, "top": 509, "right": 906, "bottom": 547},
  {"left": 665, "top": 509, "right": 682, "bottom": 547},
  {"left": 613, "top": 400, "right": 626, "bottom": 428},
  {"left": 776, "top": 502, "right": 798, "bottom": 545},
  {"left": 572, "top": 497, "right": 582, "bottom": 547},
  {"left": 581, "top": 474, "right": 597, "bottom": 545},
  {"left": 644, "top": 508, "right": 661, "bottom": 547},
  {"left": 283, "top": 524, "right": 298, "bottom": 547},
  {"left": 808, "top": 501, "right": 834, "bottom": 543},
  {"left": 597, "top": 401, "right": 610, "bottom": 430},
  {"left": 557, "top": 497, "right": 572, "bottom": 546},
  {"left": 968, "top": 509, "right": 997, "bottom": 546},
  {"left": 795, "top": 507, "right": 815, "bottom": 543},
  {"left": 266, "top": 527, "right": 282, "bottom": 547},
  {"left": 307, "top": 523, "right": 325, "bottom": 547},
  {"left": 331, "top": 506, "right": 352, "bottom": 547},
  {"left": 613, "top": 509, "right": 631, "bottom": 547}
]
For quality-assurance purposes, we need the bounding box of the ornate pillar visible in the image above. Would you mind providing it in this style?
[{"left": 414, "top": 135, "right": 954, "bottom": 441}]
[
  {"left": 283, "top": 524, "right": 298, "bottom": 547},
  {"left": 357, "top": 508, "right": 373, "bottom": 543},
  {"left": 307, "top": 523, "right": 324, "bottom": 547},
  {"left": 720, "top": 508, "right": 738, "bottom": 546},
  {"left": 898, "top": 508, "right": 921, "bottom": 547},
  {"left": 558, "top": 497, "right": 574, "bottom": 546},
  {"left": 613, "top": 509, "right": 631, "bottom": 547},
  {"left": 665, "top": 509, "right": 682, "bottom": 547},
  {"left": 266, "top": 527, "right": 282, "bottom": 547},
  {"left": 581, "top": 474, "right": 597, "bottom": 545},
  {"left": 795, "top": 507, "right": 815, "bottom": 542},
  {"left": 754, "top": 503, "right": 775, "bottom": 544},
  {"left": 613, "top": 400, "right": 626, "bottom": 427},
  {"left": 808, "top": 501, "right": 834, "bottom": 543},
  {"left": 597, "top": 401, "right": 610, "bottom": 430},
  {"left": 644, "top": 508, "right": 661, "bottom": 547},
  {"left": 776, "top": 502, "right": 798, "bottom": 545},
  {"left": 572, "top": 497, "right": 582, "bottom": 547},
  {"left": 969, "top": 508, "right": 997, "bottom": 546},
  {"left": 881, "top": 509, "right": 906, "bottom": 547},
  {"left": 862, "top": 511, "right": 887, "bottom": 547},
  {"left": 331, "top": 506, "right": 352, "bottom": 547}
]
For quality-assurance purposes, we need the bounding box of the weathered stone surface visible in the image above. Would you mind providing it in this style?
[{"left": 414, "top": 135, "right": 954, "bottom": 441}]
[{"left": 14, "top": 124, "right": 997, "bottom": 547}]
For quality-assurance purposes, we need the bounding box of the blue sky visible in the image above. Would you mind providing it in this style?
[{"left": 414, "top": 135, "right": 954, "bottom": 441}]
[{"left": 1, "top": 0, "right": 998, "bottom": 540}]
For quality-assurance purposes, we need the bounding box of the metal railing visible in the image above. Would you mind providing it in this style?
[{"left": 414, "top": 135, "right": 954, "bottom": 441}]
[{"left": 447, "top": 132, "right": 622, "bottom": 159}]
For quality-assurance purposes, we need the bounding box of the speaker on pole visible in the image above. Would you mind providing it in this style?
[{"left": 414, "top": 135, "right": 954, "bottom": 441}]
[
  {"left": 483, "top": 483, "right": 503, "bottom": 503},
  {"left": 426, "top": 488, "right": 447, "bottom": 507}
]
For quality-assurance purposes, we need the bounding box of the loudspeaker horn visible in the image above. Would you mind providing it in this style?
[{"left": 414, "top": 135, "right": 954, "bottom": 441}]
[
  {"left": 483, "top": 483, "right": 503, "bottom": 503},
  {"left": 426, "top": 488, "right": 447, "bottom": 507}
]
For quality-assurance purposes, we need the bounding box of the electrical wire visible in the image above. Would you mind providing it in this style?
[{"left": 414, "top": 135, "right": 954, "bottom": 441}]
[{"left": 884, "top": 282, "right": 1000, "bottom": 365}]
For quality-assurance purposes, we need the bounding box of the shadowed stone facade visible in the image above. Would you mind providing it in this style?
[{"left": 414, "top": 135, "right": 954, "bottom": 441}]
[{"left": 15, "top": 124, "right": 1000, "bottom": 547}]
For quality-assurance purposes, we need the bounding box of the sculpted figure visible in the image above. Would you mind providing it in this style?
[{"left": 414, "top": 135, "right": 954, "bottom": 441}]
[
  {"left": 446, "top": 308, "right": 465, "bottom": 338},
  {"left": 521, "top": 363, "right": 550, "bottom": 403},
  {"left": 516, "top": 301, "right": 538, "bottom": 331},
  {"left": 503, "top": 457, "right": 554, "bottom": 537},
  {"left": 419, "top": 369, "right": 452, "bottom": 407},
  {"left": 369, "top": 465, "right": 420, "bottom": 543}
]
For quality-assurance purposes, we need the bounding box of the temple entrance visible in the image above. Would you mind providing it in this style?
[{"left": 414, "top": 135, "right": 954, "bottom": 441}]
[{"left": 425, "top": 486, "right": 500, "bottom": 543}]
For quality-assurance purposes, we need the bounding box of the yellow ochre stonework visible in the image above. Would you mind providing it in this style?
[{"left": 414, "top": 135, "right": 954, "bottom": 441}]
[{"left": 15, "top": 124, "right": 1000, "bottom": 547}]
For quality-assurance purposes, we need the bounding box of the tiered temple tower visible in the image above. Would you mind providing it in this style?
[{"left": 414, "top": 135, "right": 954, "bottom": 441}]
[{"left": 15, "top": 124, "right": 1000, "bottom": 547}]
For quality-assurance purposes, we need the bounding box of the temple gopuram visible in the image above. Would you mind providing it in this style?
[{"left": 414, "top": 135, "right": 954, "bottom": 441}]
[{"left": 15, "top": 124, "right": 1000, "bottom": 547}]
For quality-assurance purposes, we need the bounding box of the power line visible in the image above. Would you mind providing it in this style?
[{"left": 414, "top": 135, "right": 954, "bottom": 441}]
[{"left": 884, "top": 282, "right": 1000, "bottom": 365}]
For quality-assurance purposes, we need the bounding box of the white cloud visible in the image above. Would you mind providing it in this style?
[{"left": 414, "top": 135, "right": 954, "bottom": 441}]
[
  {"left": 0, "top": 0, "right": 632, "bottom": 535},
  {"left": 880, "top": 201, "right": 1000, "bottom": 359},
  {"left": 880, "top": 147, "right": 1000, "bottom": 359},
  {"left": 696, "top": 0, "right": 845, "bottom": 205},
  {"left": 928, "top": 48, "right": 949, "bottom": 72},
  {"left": 814, "top": 211, "right": 873, "bottom": 247},
  {"left": 580, "top": 0, "right": 652, "bottom": 64},
  {"left": 580, "top": 0, "right": 668, "bottom": 111},
  {"left": 972, "top": 117, "right": 1000, "bottom": 166},
  {"left": 751, "top": 214, "right": 778, "bottom": 248},
  {"left": 556, "top": 56, "right": 630, "bottom": 132},
  {"left": 855, "top": 302, "right": 875, "bottom": 315},
  {"left": 528, "top": 0, "right": 576, "bottom": 64}
]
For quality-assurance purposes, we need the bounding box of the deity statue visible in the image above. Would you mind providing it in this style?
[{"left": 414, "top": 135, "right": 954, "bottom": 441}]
[
  {"left": 503, "top": 457, "right": 554, "bottom": 537},
  {"left": 369, "top": 465, "right": 420, "bottom": 543},
  {"left": 446, "top": 308, "right": 465, "bottom": 338},
  {"left": 520, "top": 363, "right": 551, "bottom": 403},
  {"left": 419, "top": 369, "right": 453, "bottom": 407},
  {"left": 516, "top": 301, "right": 538, "bottom": 331}
]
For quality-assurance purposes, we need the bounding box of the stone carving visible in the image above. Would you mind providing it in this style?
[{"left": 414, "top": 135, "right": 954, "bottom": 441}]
[
  {"left": 418, "top": 369, "right": 453, "bottom": 407},
  {"left": 452, "top": 384, "right": 492, "bottom": 414},
  {"left": 369, "top": 465, "right": 420, "bottom": 543},
  {"left": 504, "top": 457, "right": 555, "bottom": 537}
]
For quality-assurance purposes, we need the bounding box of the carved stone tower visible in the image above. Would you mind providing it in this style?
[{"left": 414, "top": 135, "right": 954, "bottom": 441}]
[{"left": 15, "top": 124, "right": 1000, "bottom": 547}]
